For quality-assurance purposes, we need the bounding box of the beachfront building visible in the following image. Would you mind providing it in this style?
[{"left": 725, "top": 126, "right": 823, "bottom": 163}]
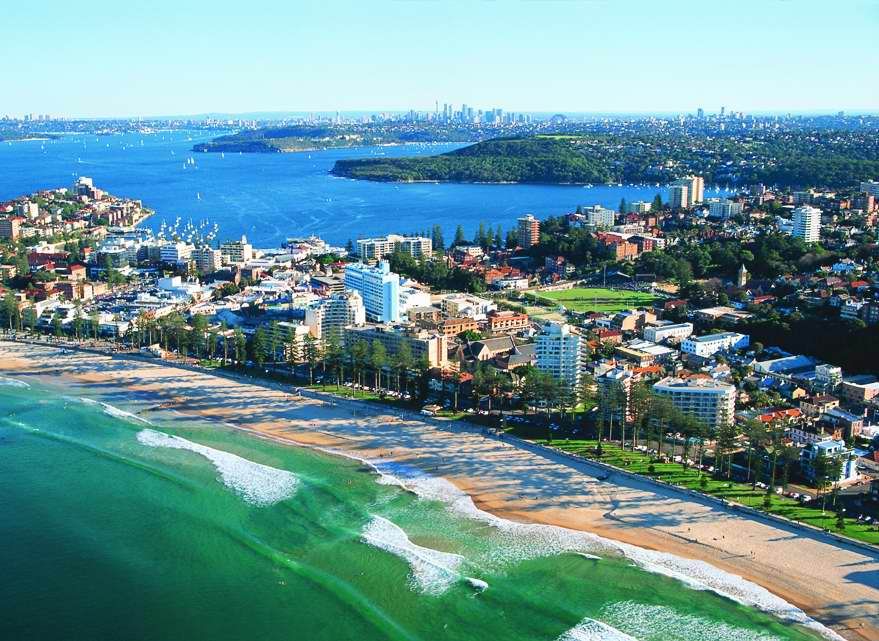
[
  {"left": 800, "top": 440, "right": 858, "bottom": 484},
  {"left": 220, "top": 235, "right": 254, "bottom": 265},
  {"left": 270, "top": 321, "right": 312, "bottom": 361},
  {"left": 652, "top": 377, "right": 736, "bottom": 430},
  {"left": 643, "top": 322, "right": 694, "bottom": 343},
  {"left": 597, "top": 367, "right": 634, "bottom": 424},
  {"left": 517, "top": 214, "right": 540, "bottom": 248},
  {"left": 535, "top": 322, "right": 587, "bottom": 390},
  {"left": 344, "top": 260, "right": 400, "bottom": 323},
  {"left": 344, "top": 323, "right": 448, "bottom": 369},
  {"left": 159, "top": 242, "right": 193, "bottom": 265},
  {"left": 792, "top": 205, "right": 822, "bottom": 243},
  {"left": 356, "top": 234, "right": 432, "bottom": 260},
  {"left": 304, "top": 290, "right": 366, "bottom": 342},
  {"left": 681, "top": 332, "right": 749, "bottom": 358},
  {"left": 193, "top": 246, "right": 223, "bottom": 273}
]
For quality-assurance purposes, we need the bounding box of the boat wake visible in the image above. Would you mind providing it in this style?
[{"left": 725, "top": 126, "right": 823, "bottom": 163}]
[{"left": 136, "top": 428, "right": 298, "bottom": 506}]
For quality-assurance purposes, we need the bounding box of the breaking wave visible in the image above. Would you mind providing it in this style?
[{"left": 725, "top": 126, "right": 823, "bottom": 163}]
[
  {"left": 600, "top": 601, "right": 789, "bottom": 641},
  {"left": 361, "top": 515, "right": 484, "bottom": 595},
  {"left": 79, "top": 397, "right": 153, "bottom": 425},
  {"left": 345, "top": 456, "right": 844, "bottom": 640},
  {"left": 0, "top": 376, "right": 30, "bottom": 388},
  {"left": 136, "top": 429, "right": 298, "bottom": 506},
  {"left": 558, "top": 618, "right": 639, "bottom": 641}
]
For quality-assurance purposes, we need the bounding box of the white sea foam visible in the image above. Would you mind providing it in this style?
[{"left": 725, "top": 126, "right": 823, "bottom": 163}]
[
  {"left": 557, "top": 618, "right": 639, "bottom": 641},
  {"left": 361, "top": 515, "right": 483, "bottom": 595},
  {"left": 600, "top": 601, "right": 790, "bottom": 641},
  {"left": 465, "top": 577, "right": 489, "bottom": 592},
  {"left": 0, "top": 376, "right": 29, "bottom": 388},
  {"left": 77, "top": 397, "right": 153, "bottom": 424},
  {"left": 338, "top": 455, "right": 844, "bottom": 640},
  {"left": 136, "top": 429, "right": 298, "bottom": 506}
]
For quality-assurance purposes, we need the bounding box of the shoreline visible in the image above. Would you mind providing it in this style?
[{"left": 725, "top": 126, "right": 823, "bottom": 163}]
[{"left": 1, "top": 341, "right": 877, "bottom": 640}]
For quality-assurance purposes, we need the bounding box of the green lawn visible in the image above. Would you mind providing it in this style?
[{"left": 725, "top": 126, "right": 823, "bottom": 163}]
[
  {"left": 533, "top": 439, "right": 879, "bottom": 545},
  {"left": 536, "top": 287, "right": 657, "bottom": 313}
]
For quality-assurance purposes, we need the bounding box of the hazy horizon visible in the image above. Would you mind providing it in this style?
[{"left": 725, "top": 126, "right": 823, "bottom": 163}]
[{"left": 4, "top": 0, "right": 877, "bottom": 118}]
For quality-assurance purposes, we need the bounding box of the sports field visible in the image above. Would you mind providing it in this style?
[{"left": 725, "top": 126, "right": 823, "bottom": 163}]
[{"left": 536, "top": 287, "right": 657, "bottom": 313}]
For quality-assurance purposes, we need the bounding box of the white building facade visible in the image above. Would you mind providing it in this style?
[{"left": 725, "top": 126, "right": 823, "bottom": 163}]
[
  {"left": 792, "top": 205, "right": 821, "bottom": 243},
  {"left": 535, "top": 322, "right": 587, "bottom": 390},
  {"left": 344, "top": 260, "right": 400, "bottom": 323}
]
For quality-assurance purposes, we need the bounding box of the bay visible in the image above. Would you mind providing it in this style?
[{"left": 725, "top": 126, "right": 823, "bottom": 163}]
[{"left": 0, "top": 131, "right": 721, "bottom": 247}]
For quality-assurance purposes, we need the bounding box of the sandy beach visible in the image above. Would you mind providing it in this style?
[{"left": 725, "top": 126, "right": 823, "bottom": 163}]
[{"left": 2, "top": 340, "right": 878, "bottom": 640}]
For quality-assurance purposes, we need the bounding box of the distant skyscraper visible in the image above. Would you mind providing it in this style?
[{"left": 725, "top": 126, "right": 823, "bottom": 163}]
[
  {"left": 792, "top": 205, "right": 822, "bottom": 243},
  {"left": 517, "top": 214, "right": 540, "bottom": 248},
  {"left": 697, "top": 107, "right": 705, "bottom": 119}
]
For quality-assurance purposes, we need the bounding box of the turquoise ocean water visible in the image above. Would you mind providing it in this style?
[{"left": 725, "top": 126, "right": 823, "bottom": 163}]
[{"left": 0, "top": 375, "right": 833, "bottom": 641}]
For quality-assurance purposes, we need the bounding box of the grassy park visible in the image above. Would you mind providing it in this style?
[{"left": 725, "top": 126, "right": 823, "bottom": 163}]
[
  {"left": 536, "top": 287, "right": 657, "bottom": 313},
  {"left": 531, "top": 439, "right": 879, "bottom": 545}
]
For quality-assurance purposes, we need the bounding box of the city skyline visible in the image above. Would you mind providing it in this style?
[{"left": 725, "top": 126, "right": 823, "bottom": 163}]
[{"left": 3, "top": 0, "right": 877, "bottom": 118}]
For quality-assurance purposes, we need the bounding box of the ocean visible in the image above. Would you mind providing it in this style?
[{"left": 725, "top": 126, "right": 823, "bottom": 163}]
[
  {"left": 0, "top": 131, "right": 723, "bottom": 247},
  {"left": 0, "top": 374, "right": 832, "bottom": 641}
]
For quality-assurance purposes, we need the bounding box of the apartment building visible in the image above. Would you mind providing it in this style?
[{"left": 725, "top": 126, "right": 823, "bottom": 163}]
[
  {"left": 344, "top": 260, "right": 401, "bottom": 323},
  {"left": 304, "top": 290, "right": 366, "bottom": 341},
  {"left": 792, "top": 205, "right": 821, "bottom": 243},
  {"left": 652, "top": 377, "right": 736, "bottom": 429},
  {"left": 681, "top": 332, "right": 749, "bottom": 357},
  {"left": 643, "top": 322, "right": 694, "bottom": 343},
  {"left": 356, "top": 234, "right": 432, "bottom": 260},
  {"left": 220, "top": 236, "right": 254, "bottom": 264},
  {"left": 344, "top": 323, "right": 448, "bottom": 369},
  {"left": 517, "top": 214, "right": 540, "bottom": 248},
  {"left": 535, "top": 322, "right": 587, "bottom": 390},
  {"left": 487, "top": 310, "right": 530, "bottom": 334}
]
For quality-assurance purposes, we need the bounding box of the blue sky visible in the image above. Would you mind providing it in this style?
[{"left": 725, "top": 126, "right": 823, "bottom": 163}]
[{"left": 3, "top": 0, "right": 878, "bottom": 117}]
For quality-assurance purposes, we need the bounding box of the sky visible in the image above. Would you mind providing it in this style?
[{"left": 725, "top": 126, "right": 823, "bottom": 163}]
[{"left": 2, "top": 0, "right": 878, "bottom": 118}]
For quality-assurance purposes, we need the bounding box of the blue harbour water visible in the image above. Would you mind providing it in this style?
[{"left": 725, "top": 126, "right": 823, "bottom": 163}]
[{"left": 0, "top": 131, "right": 715, "bottom": 246}]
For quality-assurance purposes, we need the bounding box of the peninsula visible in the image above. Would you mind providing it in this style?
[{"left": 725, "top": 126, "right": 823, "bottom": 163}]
[
  {"left": 332, "top": 130, "right": 879, "bottom": 188},
  {"left": 192, "top": 124, "right": 477, "bottom": 154}
]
